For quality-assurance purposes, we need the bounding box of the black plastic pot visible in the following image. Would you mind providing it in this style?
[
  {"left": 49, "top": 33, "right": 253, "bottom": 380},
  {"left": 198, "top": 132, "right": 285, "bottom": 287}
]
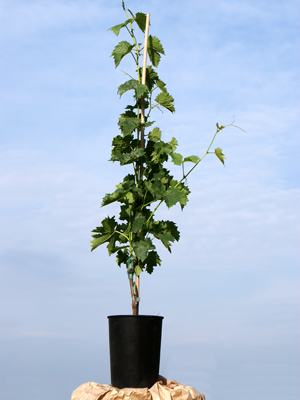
[{"left": 108, "top": 315, "right": 163, "bottom": 389}]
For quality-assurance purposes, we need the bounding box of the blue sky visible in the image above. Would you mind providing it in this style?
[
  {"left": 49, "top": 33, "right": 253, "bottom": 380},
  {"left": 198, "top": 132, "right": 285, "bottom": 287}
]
[{"left": 0, "top": 0, "right": 299, "bottom": 399}]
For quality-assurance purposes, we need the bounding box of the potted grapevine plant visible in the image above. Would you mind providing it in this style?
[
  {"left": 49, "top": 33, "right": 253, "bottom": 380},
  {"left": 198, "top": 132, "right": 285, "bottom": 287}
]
[{"left": 91, "top": 1, "right": 241, "bottom": 390}]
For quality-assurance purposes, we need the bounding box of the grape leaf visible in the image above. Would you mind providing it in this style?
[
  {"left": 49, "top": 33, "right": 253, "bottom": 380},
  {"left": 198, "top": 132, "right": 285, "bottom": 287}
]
[
  {"left": 111, "top": 148, "right": 145, "bottom": 165},
  {"left": 111, "top": 135, "right": 132, "bottom": 158},
  {"left": 111, "top": 41, "right": 134, "bottom": 68},
  {"left": 90, "top": 217, "right": 117, "bottom": 251},
  {"left": 155, "top": 92, "right": 175, "bottom": 113},
  {"left": 119, "top": 204, "right": 133, "bottom": 221},
  {"left": 144, "top": 67, "right": 159, "bottom": 91},
  {"left": 135, "top": 12, "right": 147, "bottom": 32},
  {"left": 163, "top": 187, "right": 182, "bottom": 208},
  {"left": 156, "top": 79, "right": 167, "bottom": 92},
  {"left": 101, "top": 188, "right": 126, "bottom": 206},
  {"left": 215, "top": 147, "right": 226, "bottom": 165},
  {"left": 148, "top": 36, "right": 165, "bottom": 67},
  {"left": 90, "top": 233, "right": 113, "bottom": 251},
  {"left": 183, "top": 155, "right": 200, "bottom": 163},
  {"left": 118, "top": 79, "right": 148, "bottom": 98},
  {"left": 149, "top": 219, "right": 180, "bottom": 252},
  {"left": 169, "top": 137, "right": 178, "bottom": 151},
  {"left": 164, "top": 220, "right": 180, "bottom": 241},
  {"left": 148, "top": 127, "right": 161, "bottom": 142},
  {"left": 119, "top": 117, "right": 141, "bottom": 136},
  {"left": 131, "top": 213, "right": 146, "bottom": 233},
  {"left": 109, "top": 245, "right": 129, "bottom": 254},
  {"left": 116, "top": 249, "right": 129, "bottom": 267},
  {"left": 151, "top": 141, "right": 172, "bottom": 163},
  {"left": 155, "top": 232, "right": 174, "bottom": 251},
  {"left": 108, "top": 19, "right": 133, "bottom": 36},
  {"left": 151, "top": 180, "right": 166, "bottom": 198},
  {"left": 132, "top": 238, "right": 155, "bottom": 261},
  {"left": 148, "top": 35, "right": 165, "bottom": 54},
  {"left": 142, "top": 250, "right": 161, "bottom": 274},
  {"left": 170, "top": 152, "right": 183, "bottom": 166},
  {"left": 101, "top": 175, "right": 136, "bottom": 206}
]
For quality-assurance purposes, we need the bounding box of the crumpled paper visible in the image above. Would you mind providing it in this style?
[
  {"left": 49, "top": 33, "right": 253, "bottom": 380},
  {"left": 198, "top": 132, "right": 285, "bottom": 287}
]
[{"left": 71, "top": 376, "right": 206, "bottom": 400}]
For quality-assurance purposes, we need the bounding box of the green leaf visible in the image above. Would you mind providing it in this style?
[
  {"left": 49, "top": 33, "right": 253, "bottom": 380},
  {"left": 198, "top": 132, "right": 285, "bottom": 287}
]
[
  {"left": 148, "top": 127, "right": 161, "bottom": 142},
  {"left": 119, "top": 117, "right": 140, "bottom": 136},
  {"left": 215, "top": 147, "right": 226, "bottom": 165},
  {"left": 101, "top": 176, "right": 136, "bottom": 206},
  {"left": 111, "top": 41, "right": 134, "bottom": 68},
  {"left": 155, "top": 232, "right": 174, "bottom": 250},
  {"left": 135, "top": 12, "right": 147, "bottom": 32},
  {"left": 101, "top": 188, "right": 126, "bottom": 206},
  {"left": 111, "top": 135, "right": 132, "bottom": 158},
  {"left": 107, "top": 233, "right": 117, "bottom": 255},
  {"left": 148, "top": 51, "right": 161, "bottom": 68},
  {"left": 109, "top": 245, "right": 129, "bottom": 254},
  {"left": 155, "top": 92, "right": 175, "bottom": 113},
  {"left": 163, "top": 187, "right": 182, "bottom": 208},
  {"left": 131, "top": 213, "right": 146, "bottom": 233},
  {"left": 170, "top": 180, "right": 191, "bottom": 210},
  {"left": 179, "top": 187, "right": 190, "bottom": 209},
  {"left": 91, "top": 216, "right": 118, "bottom": 251},
  {"left": 150, "top": 220, "right": 180, "bottom": 242},
  {"left": 156, "top": 79, "right": 167, "bottom": 92},
  {"left": 143, "top": 251, "right": 161, "bottom": 274},
  {"left": 151, "top": 180, "right": 166, "bottom": 198},
  {"left": 132, "top": 238, "right": 155, "bottom": 262},
  {"left": 90, "top": 233, "right": 113, "bottom": 251},
  {"left": 144, "top": 121, "right": 155, "bottom": 128},
  {"left": 170, "top": 152, "right": 183, "bottom": 166},
  {"left": 151, "top": 141, "right": 172, "bottom": 163},
  {"left": 108, "top": 19, "right": 133, "bottom": 36},
  {"left": 148, "top": 36, "right": 165, "bottom": 67},
  {"left": 148, "top": 35, "right": 165, "bottom": 54},
  {"left": 183, "top": 155, "right": 200, "bottom": 163},
  {"left": 111, "top": 148, "right": 145, "bottom": 166},
  {"left": 116, "top": 249, "right": 129, "bottom": 267},
  {"left": 149, "top": 220, "right": 180, "bottom": 252},
  {"left": 117, "top": 79, "right": 148, "bottom": 99},
  {"left": 169, "top": 137, "right": 178, "bottom": 151},
  {"left": 144, "top": 66, "right": 158, "bottom": 91},
  {"left": 165, "top": 220, "right": 180, "bottom": 242},
  {"left": 119, "top": 204, "right": 133, "bottom": 221},
  {"left": 106, "top": 223, "right": 129, "bottom": 255}
]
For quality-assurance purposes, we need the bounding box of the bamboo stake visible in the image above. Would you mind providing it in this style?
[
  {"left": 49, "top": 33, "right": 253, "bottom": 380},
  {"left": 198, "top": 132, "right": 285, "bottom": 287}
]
[
  {"left": 140, "top": 13, "right": 150, "bottom": 153},
  {"left": 135, "top": 13, "right": 150, "bottom": 316}
]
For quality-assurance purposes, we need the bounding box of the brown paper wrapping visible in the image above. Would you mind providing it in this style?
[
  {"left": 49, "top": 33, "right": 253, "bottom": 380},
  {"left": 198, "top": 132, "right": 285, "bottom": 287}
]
[{"left": 71, "top": 377, "right": 206, "bottom": 400}]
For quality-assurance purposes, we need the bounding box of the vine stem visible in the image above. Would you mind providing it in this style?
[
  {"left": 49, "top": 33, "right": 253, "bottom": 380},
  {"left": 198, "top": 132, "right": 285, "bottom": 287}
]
[
  {"left": 123, "top": 7, "right": 141, "bottom": 83},
  {"left": 176, "top": 126, "right": 221, "bottom": 185},
  {"left": 146, "top": 126, "right": 225, "bottom": 223},
  {"left": 115, "top": 230, "right": 130, "bottom": 242}
]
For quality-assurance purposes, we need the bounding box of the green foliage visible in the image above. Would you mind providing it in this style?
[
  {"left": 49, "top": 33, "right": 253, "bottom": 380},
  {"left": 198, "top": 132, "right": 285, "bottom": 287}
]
[
  {"left": 155, "top": 92, "right": 175, "bottom": 113},
  {"left": 183, "top": 155, "right": 200, "bottom": 163},
  {"left": 91, "top": 2, "right": 240, "bottom": 286},
  {"left": 109, "top": 19, "right": 133, "bottom": 36},
  {"left": 135, "top": 12, "right": 147, "bottom": 32},
  {"left": 111, "top": 41, "right": 134, "bottom": 68},
  {"left": 117, "top": 80, "right": 148, "bottom": 99},
  {"left": 148, "top": 35, "right": 165, "bottom": 67},
  {"left": 215, "top": 147, "right": 226, "bottom": 165}
]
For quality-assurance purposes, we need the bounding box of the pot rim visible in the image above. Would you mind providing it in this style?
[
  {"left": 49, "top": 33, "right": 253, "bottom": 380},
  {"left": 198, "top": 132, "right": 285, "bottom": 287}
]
[{"left": 108, "top": 315, "right": 164, "bottom": 319}]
